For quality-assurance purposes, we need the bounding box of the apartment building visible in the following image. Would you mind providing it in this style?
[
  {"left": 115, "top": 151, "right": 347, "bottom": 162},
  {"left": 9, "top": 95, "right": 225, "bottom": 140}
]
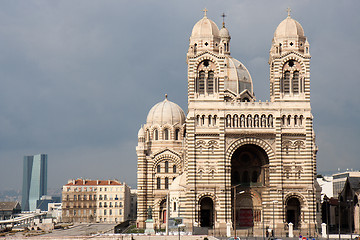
[{"left": 62, "top": 179, "right": 130, "bottom": 223}]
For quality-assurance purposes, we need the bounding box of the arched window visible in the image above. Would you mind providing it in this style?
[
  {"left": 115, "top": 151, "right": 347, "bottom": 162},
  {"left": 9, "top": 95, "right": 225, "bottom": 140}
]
[
  {"left": 175, "top": 129, "right": 180, "bottom": 140},
  {"left": 157, "top": 177, "right": 161, "bottom": 189},
  {"left": 252, "top": 171, "right": 258, "bottom": 182},
  {"left": 198, "top": 71, "right": 205, "bottom": 94},
  {"left": 165, "top": 161, "right": 169, "bottom": 173},
  {"left": 157, "top": 164, "right": 161, "bottom": 173},
  {"left": 201, "top": 115, "right": 205, "bottom": 126},
  {"left": 207, "top": 71, "right": 214, "bottom": 94},
  {"left": 213, "top": 115, "right": 217, "bottom": 125},
  {"left": 226, "top": 115, "right": 231, "bottom": 127},
  {"left": 233, "top": 115, "right": 239, "bottom": 127},
  {"left": 173, "top": 165, "right": 176, "bottom": 173},
  {"left": 287, "top": 115, "right": 291, "bottom": 126},
  {"left": 208, "top": 115, "right": 212, "bottom": 126},
  {"left": 292, "top": 71, "right": 299, "bottom": 94},
  {"left": 240, "top": 115, "right": 245, "bottom": 127},
  {"left": 261, "top": 114, "right": 267, "bottom": 127},
  {"left": 254, "top": 114, "right": 259, "bottom": 127},
  {"left": 165, "top": 177, "right": 169, "bottom": 189},
  {"left": 294, "top": 115, "right": 298, "bottom": 126},
  {"left": 283, "top": 71, "right": 290, "bottom": 94},
  {"left": 247, "top": 114, "right": 252, "bottom": 127},
  {"left": 164, "top": 129, "right": 169, "bottom": 140},
  {"left": 268, "top": 114, "right": 273, "bottom": 127},
  {"left": 154, "top": 129, "right": 158, "bottom": 140}
]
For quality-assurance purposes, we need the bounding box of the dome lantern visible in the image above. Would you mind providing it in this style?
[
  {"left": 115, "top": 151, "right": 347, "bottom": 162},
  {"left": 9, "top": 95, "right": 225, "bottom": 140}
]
[
  {"left": 272, "top": 9, "right": 307, "bottom": 55},
  {"left": 188, "top": 9, "right": 220, "bottom": 57}
]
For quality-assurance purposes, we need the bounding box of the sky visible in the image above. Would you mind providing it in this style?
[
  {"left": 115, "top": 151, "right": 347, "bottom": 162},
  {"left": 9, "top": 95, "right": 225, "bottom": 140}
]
[{"left": 0, "top": 0, "right": 359, "bottom": 193}]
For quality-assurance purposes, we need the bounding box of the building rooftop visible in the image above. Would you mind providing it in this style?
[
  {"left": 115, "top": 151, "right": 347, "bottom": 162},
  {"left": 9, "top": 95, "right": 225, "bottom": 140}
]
[
  {"left": 0, "top": 202, "right": 21, "bottom": 211},
  {"left": 65, "top": 179, "right": 122, "bottom": 186}
]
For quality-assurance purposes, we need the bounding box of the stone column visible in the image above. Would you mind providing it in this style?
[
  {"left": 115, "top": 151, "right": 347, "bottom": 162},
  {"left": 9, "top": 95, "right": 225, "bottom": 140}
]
[{"left": 226, "top": 222, "right": 231, "bottom": 237}]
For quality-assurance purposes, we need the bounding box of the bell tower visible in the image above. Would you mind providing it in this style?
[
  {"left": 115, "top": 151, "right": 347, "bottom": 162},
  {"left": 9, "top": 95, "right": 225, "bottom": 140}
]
[{"left": 269, "top": 9, "right": 311, "bottom": 102}]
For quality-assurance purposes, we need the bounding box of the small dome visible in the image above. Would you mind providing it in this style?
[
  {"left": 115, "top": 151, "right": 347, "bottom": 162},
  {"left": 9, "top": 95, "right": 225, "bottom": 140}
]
[
  {"left": 138, "top": 127, "right": 145, "bottom": 138},
  {"left": 146, "top": 95, "right": 185, "bottom": 126},
  {"left": 224, "top": 57, "right": 253, "bottom": 95},
  {"left": 219, "top": 27, "right": 230, "bottom": 38},
  {"left": 274, "top": 16, "right": 304, "bottom": 38},
  {"left": 191, "top": 15, "right": 220, "bottom": 38}
]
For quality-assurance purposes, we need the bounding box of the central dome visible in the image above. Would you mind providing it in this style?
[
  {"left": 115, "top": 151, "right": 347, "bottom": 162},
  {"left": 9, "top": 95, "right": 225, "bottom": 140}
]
[
  {"left": 146, "top": 96, "right": 185, "bottom": 126},
  {"left": 224, "top": 57, "right": 253, "bottom": 95}
]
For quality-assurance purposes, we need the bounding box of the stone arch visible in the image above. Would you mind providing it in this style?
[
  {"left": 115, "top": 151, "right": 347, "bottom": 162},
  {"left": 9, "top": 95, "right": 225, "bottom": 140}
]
[
  {"left": 193, "top": 55, "right": 221, "bottom": 75},
  {"left": 284, "top": 192, "right": 307, "bottom": 207},
  {"left": 280, "top": 55, "right": 306, "bottom": 75},
  {"left": 226, "top": 137, "right": 275, "bottom": 164},
  {"left": 197, "top": 192, "right": 217, "bottom": 203},
  {"left": 152, "top": 151, "right": 182, "bottom": 172},
  {"left": 194, "top": 56, "right": 220, "bottom": 96},
  {"left": 284, "top": 193, "right": 305, "bottom": 229},
  {"left": 197, "top": 193, "right": 216, "bottom": 228}
]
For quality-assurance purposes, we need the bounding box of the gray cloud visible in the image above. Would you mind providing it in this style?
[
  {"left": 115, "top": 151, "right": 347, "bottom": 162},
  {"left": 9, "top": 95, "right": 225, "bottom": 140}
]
[{"left": 0, "top": 0, "right": 359, "bottom": 192}]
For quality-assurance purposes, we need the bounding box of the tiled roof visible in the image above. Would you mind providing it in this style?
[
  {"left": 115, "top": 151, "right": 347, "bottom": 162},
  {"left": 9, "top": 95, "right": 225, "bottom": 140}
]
[{"left": 65, "top": 179, "right": 122, "bottom": 186}]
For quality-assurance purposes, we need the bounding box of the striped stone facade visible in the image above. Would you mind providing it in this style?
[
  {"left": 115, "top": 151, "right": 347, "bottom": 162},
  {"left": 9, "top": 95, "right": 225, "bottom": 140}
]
[{"left": 136, "top": 11, "right": 321, "bottom": 236}]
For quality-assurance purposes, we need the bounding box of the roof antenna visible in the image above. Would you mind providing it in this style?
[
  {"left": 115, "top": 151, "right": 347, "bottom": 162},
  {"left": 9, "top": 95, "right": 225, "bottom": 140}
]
[
  {"left": 287, "top": 7, "right": 291, "bottom": 17},
  {"left": 221, "top": 13, "right": 227, "bottom": 27}
]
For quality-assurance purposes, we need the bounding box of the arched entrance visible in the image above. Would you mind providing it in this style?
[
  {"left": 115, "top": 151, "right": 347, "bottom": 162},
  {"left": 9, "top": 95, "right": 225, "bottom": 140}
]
[
  {"left": 159, "top": 199, "right": 167, "bottom": 223},
  {"left": 286, "top": 197, "right": 301, "bottom": 229},
  {"left": 231, "top": 144, "right": 269, "bottom": 228},
  {"left": 231, "top": 144, "right": 269, "bottom": 186},
  {"left": 199, "top": 197, "right": 214, "bottom": 228}
]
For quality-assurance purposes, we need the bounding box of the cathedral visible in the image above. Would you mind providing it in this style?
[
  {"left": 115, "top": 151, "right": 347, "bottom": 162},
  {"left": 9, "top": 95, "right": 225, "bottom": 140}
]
[{"left": 136, "top": 9, "right": 321, "bottom": 236}]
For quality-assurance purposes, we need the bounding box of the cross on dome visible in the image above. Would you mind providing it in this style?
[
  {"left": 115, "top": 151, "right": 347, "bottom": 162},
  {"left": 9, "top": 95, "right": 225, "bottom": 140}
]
[
  {"left": 221, "top": 12, "right": 227, "bottom": 27},
  {"left": 203, "top": 8, "right": 208, "bottom": 17},
  {"left": 287, "top": 7, "right": 291, "bottom": 17}
]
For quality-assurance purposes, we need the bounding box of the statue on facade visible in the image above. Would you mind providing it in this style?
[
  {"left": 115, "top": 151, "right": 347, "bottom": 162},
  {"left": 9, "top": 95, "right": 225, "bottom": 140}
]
[{"left": 147, "top": 206, "right": 153, "bottom": 220}]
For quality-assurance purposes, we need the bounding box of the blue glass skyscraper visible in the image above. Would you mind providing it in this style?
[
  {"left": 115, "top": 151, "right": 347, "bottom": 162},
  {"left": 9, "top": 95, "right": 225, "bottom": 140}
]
[{"left": 21, "top": 154, "right": 47, "bottom": 211}]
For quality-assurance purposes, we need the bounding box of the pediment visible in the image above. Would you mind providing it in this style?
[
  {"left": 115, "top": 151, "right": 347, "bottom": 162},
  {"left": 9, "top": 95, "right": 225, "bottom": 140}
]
[{"left": 151, "top": 148, "right": 181, "bottom": 159}]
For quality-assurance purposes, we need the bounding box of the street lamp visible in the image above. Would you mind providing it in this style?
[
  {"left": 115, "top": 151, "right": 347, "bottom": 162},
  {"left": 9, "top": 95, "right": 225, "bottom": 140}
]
[
  {"left": 325, "top": 198, "right": 330, "bottom": 240},
  {"left": 338, "top": 195, "right": 341, "bottom": 240},
  {"left": 272, "top": 200, "right": 278, "bottom": 238},
  {"left": 178, "top": 223, "right": 185, "bottom": 240},
  {"left": 321, "top": 194, "right": 330, "bottom": 240},
  {"left": 262, "top": 200, "right": 277, "bottom": 238},
  {"left": 262, "top": 202, "right": 267, "bottom": 240},
  {"left": 232, "top": 186, "right": 245, "bottom": 240}
]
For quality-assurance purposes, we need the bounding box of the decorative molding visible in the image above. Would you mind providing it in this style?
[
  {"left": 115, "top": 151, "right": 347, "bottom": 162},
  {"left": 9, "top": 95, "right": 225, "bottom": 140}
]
[{"left": 195, "top": 140, "right": 219, "bottom": 149}]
